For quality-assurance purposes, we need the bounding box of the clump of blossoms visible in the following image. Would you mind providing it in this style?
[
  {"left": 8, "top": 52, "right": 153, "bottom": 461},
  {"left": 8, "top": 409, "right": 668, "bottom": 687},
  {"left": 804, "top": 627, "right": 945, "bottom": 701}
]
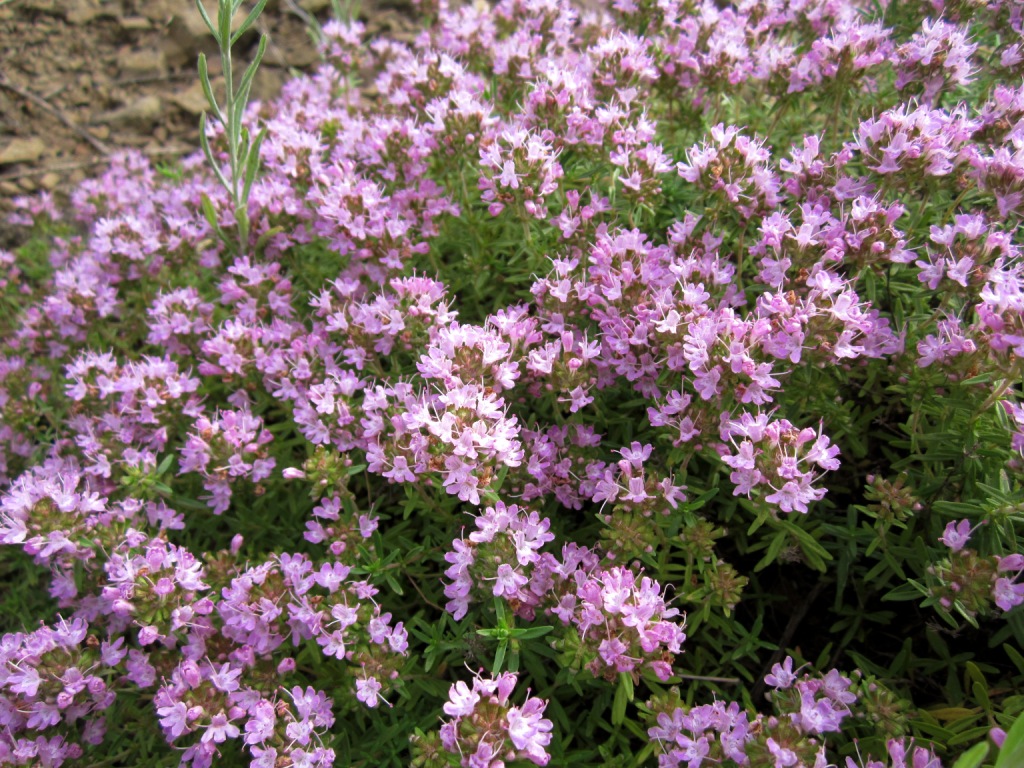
[
  {"left": 3, "top": 0, "right": 1024, "bottom": 766},
  {"left": 718, "top": 413, "right": 840, "bottom": 514},
  {"left": 0, "top": 618, "right": 114, "bottom": 767},
  {"left": 443, "top": 501, "right": 555, "bottom": 620},
  {"left": 543, "top": 562, "right": 687, "bottom": 683},
  {"left": 647, "top": 658, "right": 933, "bottom": 768},
  {"left": 929, "top": 519, "right": 1024, "bottom": 617},
  {"left": 411, "top": 671, "right": 553, "bottom": 768},
  {"left": 178, "top": 403, "right": 276, "bottom": 514}
]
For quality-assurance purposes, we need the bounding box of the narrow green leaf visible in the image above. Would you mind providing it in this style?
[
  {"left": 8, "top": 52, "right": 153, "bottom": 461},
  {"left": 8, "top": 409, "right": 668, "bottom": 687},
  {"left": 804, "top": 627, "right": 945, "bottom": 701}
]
[
  {"left": 513, "top": 625, "right": 555, "bottom": 640},
  {"left": 156, "top": 453, "right": 175, "bottom": 475},
  {"left": 243, "top": 126, "right": 267, "bottom": 203},
  {"left": 494, "top": 597, "right": 510, "bottom": 626},
  {"left": 197, "top": 53, "right": 223, "bottom": 121},
  {"left": 493, "top": 640, "right": 507, "bottom": 674},
  {"left": 384, "top": 574, "right": 404, "bottom": 597},
  {"left": 753, "top": 531, "right": 787, "bottom": 572},
  {"left": 235, "top": 34, "right": 267, "bottom": 107},
  {"left": 619, "top": 671, "right": 634, "bottom": 702},
  {"left": 232, "top": 0, "right": 269, "bottom": 45},
  {"left": 995, "top": 712, "right": 1024, "bottom": 768},
  {"left": 217, "top": 0, "right": 232, "bottom": 48},
  {"left": 199, "top": 190, "right": 220, "bottom": 231},
  {"left": 611, "top": 675, "right": 628, "bottom": 726},
  {"left": 194, "top": 0, "right": 217, "bottom": 36},
  {"left": 1004, "top": 644, "right": 1024, "bottom": 675},
  {"left": 952, "top": 741, "right": 989, "bottom": 768},
  {"left": 198, "top": 116, "right": 230, "bottom": 191}
]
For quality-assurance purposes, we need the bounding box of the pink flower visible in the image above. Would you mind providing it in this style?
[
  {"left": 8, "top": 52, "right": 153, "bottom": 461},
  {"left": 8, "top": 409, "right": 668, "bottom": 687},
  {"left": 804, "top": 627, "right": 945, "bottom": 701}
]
[
  {"left": 202, "top": 712, "right": 240, "bottom": 743},
  {"left": 939, "top": 519, "right": 975, "bottom": 552}
]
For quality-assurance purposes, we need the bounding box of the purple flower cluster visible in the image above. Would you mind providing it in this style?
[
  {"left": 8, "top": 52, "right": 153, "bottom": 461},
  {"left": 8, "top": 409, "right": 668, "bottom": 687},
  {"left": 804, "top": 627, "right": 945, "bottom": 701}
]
[
  {"left": 443, "top": 501, "right": 686, "bottom": 681},
  {"left": 933, "top": 519, "right": 1024, "bottom": 614},
  {"left": 548, "top": 563, "right": 686, "bottom": 682},
  {"left": 155, "top": 671, "right": 337, "bottom": 768},
  {"left": 1, "top": 618, "right": 113, "bottom": 767},
  {"left": 443, "top": 501, "right": 555, "bottom": 620},
  {"left": 179, "top": 403, "right": 276, "bottom": 514},
  {"left": 847, "top": 740, "right": 942, "bottom": 768},
  {"left": 650, "top": 658, "right": 872, "bottom": 768},
  {"left": 438, "top": 671, "right": 553, "bottom": 767},
  {"left": 3, "top": 0, "right": 1024, "bottom": 765}
]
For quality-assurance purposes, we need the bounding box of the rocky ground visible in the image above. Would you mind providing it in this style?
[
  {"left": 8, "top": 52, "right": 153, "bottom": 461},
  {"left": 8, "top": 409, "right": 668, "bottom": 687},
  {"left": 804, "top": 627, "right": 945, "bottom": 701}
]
[{"left": 0, "top": 0, "right": 418, "bottom": 215}]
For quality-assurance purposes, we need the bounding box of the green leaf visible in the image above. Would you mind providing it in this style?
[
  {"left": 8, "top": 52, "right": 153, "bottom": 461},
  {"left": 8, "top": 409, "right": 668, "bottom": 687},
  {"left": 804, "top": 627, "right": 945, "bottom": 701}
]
[
  {"left": 952, "top": 741, "right": 989, "bottom": 768},
  {"left": 199, "top": 190, "right": 221, "bottom": 232},
  {"left": 494, "top": 597, "right": 510, "bottom": 626},
  {"left": 513, "top": 625, "right": 554, "bottom": 640},
  {"left": 194, "top": 0, "right": 217, "bottom": 36},
  {"left": 963, "top": 372, "right": 995, "bottom": 386},
  {"left": 493, "top": 640, "right": 507, "bottom": 674},
  {"left": 235, "top": 34, "right": 267, "bottom": 110},
  {"left": 753, "top": 531, "right": 787, "bottom": 572},
  {"left": 1004, "top": 644, "right": 1024, "bottom": 675},
  {"left": 243, "top": 126, "right": 268, "bottom": 203},
  {"left": 929, "top": 707, "right": 982, "bottom": 722},
  {"left": 611, "top": 674, "right": 629, "bottom": 726},
  {"left": 197, "top": 53, "right": 223, "bottom": 121},
  {"left": 217, "top": 0, "right": 233, "bottom": 48},
  {"left": 232, "top": 0, "right": 269, "bottom": 45},
  {"left": 198, "top": 117, "right": 230, "bottom": 191},
  {"left": 995, "top": 711, "right": 1024, "bottom": 768}
]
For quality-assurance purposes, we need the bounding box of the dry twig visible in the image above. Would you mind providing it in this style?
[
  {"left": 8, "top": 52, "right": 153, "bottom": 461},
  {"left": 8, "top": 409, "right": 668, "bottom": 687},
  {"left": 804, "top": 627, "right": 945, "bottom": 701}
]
[{"left": 0, "top": 74, "right": 111, "bottom": 156}]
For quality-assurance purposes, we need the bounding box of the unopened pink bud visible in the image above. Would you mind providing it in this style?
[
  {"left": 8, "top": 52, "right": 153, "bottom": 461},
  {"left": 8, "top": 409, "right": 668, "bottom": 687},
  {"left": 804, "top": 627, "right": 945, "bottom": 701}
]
[
  {"left": 138, "top": 626, "right": 160, "bottom": 645},
  {"left": 181, "top": 660, "right": 201, "bottom": 687}
]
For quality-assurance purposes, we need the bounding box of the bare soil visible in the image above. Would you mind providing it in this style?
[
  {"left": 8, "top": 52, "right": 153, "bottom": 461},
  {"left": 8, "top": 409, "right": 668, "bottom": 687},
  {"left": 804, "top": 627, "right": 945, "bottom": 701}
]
[{"left": 0, "top": 0, "right": 418, "bottom": 213}]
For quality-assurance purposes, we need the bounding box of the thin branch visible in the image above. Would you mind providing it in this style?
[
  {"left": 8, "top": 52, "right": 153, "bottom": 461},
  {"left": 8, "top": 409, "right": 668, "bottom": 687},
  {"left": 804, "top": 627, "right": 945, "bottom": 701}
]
[
  {"left": 751, "top": 580, "right": 825, "bottom": 702},
  {"left": 405, "top": 571, "right": 444, "bottom": 612},
  {"left": 675, "top": 674, "right": 741, "bottom": 684},
  {"left": 0, "top": 74, "right": 111, "bottom": 156}
]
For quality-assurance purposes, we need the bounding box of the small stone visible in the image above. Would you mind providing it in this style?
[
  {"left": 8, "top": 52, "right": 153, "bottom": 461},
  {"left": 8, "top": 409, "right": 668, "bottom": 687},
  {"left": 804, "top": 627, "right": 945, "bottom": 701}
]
[
  {"left": 299, "top": 0, "right": 331, "bottom": 11},
  {"left": 119, "top": 15, "right": 152, "bottom": 30},
  {"left": 0, "top": 137, "right": 46, "bottom": 165},
  {"left": 154, "top": 126, "right": 168, "bottom": 141},
  {"left": 63, "top": 0, "right": 118, "bottom": 25},
  {"left": 39, "top": 172, "right": 61, "bottom": 191},
  {"left": 18, "top": 177, "right": 36, "bottom": 192},
  {"left": 252, "top": 67, "right": 286, "bottom": 104},
  {"left": 117, "top": 48, "right": 167, "bottom": 79},
  {"left": 92, "top": 125, "right": 111, "bottom": 140},
  {"left": 96, "top": 95, "right": 163, "bottom": 127},
  {"left": 272, "top": 37, "right": 321, "bottom": 69},
  {"left": 0, "top": 182, "right": 20, "bottom": 196},
  {"left": 170, "top": 82, "right": 214, "bottom": 116},
  {"left": 21, "top": 0, "right": 59, "bottom": 13}
]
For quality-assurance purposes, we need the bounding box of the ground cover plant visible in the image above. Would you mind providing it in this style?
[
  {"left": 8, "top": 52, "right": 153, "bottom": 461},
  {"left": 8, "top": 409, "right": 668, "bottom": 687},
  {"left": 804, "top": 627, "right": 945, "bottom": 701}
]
[{"left": 3, "top": 0, "right": 1024, "bottom": 765}]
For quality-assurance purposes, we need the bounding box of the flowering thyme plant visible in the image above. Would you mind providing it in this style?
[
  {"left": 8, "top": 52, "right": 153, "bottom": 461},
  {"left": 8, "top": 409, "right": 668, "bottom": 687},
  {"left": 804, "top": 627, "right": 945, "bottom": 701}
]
[{"left": 4, "top": 0, "right": 1024, "bottom": 766}]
